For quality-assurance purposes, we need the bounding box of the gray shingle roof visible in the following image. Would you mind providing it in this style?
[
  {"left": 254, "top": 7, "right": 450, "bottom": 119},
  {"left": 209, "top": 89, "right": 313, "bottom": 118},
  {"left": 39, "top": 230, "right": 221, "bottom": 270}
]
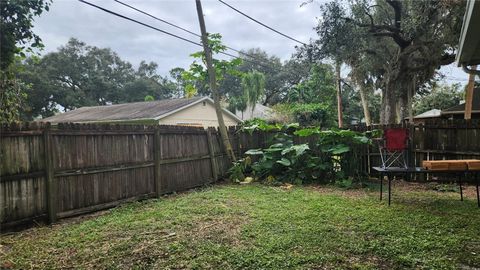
[{"left": 41, "top": 97, "right": 207, "bottom": 123}]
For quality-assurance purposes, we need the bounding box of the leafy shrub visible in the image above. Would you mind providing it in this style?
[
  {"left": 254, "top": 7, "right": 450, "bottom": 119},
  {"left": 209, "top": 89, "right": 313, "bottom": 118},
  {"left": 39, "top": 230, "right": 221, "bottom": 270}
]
[
  {"left": 272, "top": 103, "right": 336, "bottom": 127},
  {"left": 231, "top": 120, "right": 373, "bottom": 184}
]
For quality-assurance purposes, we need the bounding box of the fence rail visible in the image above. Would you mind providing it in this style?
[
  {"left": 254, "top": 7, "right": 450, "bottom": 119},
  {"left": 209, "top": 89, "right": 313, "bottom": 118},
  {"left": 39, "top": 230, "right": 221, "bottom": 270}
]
[
  {"left": 0, "top": 123, "right": 263, "bottom": 230},
  {"left": 350, "top": 119, "right": 480, "bottom": 177},
  {"left": 2, "top": 119, "right": 479, "bottom": 230}
]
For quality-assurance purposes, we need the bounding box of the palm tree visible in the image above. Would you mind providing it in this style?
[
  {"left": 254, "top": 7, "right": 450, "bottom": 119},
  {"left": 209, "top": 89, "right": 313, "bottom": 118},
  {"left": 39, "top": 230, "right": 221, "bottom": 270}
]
[{"left": 242, "top": 71, "right": 265, "bottom": 115}]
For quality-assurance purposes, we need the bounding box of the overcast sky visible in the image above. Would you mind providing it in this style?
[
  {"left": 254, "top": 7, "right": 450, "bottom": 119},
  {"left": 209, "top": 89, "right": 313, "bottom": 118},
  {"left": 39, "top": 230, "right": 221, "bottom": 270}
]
[{"left": 32, "top": 0, "right": 468, "bottom": 85}]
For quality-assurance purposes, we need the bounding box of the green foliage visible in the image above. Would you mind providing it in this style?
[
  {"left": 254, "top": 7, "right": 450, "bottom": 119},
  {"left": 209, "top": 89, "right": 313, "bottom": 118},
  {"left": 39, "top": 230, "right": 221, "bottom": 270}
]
[
  {"left": 302, "top": 0, "right": 465, "bottom": 124},
  {"left": 334, "top": 178, "right": 354, "bottom": 189},
  {"left": 0, "top": 0, "right": 50, "bottom": 123},
  {"left": 3, "top": 184, "right": 479, "bottom": 269},
  {"left": 287, "top": 60, "right": 336, "bottom": 104},
  {"left": 0, "top": 0, "right": 51, "bottom": 70},
  {"left": 228, "top": 156, "right": 252, "bottom": 182},
  {"left": 233, "top": 120, "right": 371, "bottom": 184},
  {"left": 429, "top": 183, "right": 460, "bottom": 193},
  {"left": 1, "top": 68, "right": 29, "bottom": 123},
  {"left": 181, "top": 33, "right": 243, "bottom": 96},
  {"left": 227, "top": 94, "right": 247, "bottom": 116},
  {"left": 184, "top": 84, "right": 197, "bottom": 98},
  {"left": 414, "top": 83, "right": 464, "bottom": 114},
  {"left": 144, "top": 95, "right": 154, "bottom": 101},
  {"left": 16, "top": 39, "right": 181, "bottom": 120},
  {"left": 242, "top": 71, "right": 265, "bottom": 111},
  {"left": 273, "top": 103, "right": 336, "bottom": 127}
]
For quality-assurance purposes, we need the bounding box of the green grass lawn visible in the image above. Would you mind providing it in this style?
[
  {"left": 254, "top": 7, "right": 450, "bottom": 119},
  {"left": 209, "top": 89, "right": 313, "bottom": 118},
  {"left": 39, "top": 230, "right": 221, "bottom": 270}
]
[{"left": 1, "top": 182, "right": 479, "bottom": 269}]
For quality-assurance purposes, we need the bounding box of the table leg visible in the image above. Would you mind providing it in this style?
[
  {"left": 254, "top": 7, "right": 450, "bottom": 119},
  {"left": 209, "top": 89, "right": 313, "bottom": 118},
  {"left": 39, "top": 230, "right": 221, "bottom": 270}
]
[
  {"left": 476, "top": 172, "right": 479, "bottom": 208},
  {"left": 388, "top": 174, "right": 392, "bottom": 206},
  {"left": 459, "top": 173, "right": 463, "bottom": 201},
  {"left": 380, "top": 173, "right": 383, "bottom": 201}
]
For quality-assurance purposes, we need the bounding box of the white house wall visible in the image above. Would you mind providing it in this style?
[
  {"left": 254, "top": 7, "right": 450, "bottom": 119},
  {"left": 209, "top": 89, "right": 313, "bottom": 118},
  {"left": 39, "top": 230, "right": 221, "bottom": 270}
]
[{"left": 157, "top": 101, "right": 239, "bottom": 127}]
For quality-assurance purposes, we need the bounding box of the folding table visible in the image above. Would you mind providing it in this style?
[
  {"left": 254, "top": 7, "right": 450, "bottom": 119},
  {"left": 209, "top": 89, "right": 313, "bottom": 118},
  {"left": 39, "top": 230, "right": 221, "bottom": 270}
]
[{"left": 372, "top": 166, "right": 480, "bottom": 207}]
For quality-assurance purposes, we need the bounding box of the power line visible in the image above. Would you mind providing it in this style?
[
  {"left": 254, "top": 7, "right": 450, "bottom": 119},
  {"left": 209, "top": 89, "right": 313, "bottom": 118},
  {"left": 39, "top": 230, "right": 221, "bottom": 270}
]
[
  {"left": 217, "top": 0, "right": 307, "bottom": 46},
  {"left": 114, "top": 0, "right": 285, "bottom": 72},
  {"left": 78, "top": 0, "right": 202, "bottom": 47},
  {"left": 79, "top": 0, "right": 309, "bottom": 80},
  {"left": 79, "top": 0, "right": 236, "bottom": 59},
  {"left": 114, "top": 0, "right": 200, "bottom": 38}
]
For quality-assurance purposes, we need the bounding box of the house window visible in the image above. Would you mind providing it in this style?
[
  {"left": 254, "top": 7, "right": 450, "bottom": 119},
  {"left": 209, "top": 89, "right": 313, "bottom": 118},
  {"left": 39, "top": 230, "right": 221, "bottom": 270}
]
[{"left": 202, "top": 101, "right": 206, "bottom": 106}]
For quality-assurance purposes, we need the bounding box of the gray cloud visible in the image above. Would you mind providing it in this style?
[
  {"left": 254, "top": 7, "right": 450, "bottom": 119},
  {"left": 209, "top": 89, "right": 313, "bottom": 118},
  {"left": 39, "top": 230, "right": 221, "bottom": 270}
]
[{"left": 32, "top": 0, "right": 467, "bottom": 84}]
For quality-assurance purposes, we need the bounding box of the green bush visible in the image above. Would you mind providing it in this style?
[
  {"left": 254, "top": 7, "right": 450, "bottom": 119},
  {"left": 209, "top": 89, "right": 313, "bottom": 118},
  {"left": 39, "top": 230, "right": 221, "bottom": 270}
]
[
  {"left": 272, "top": 103, "right": 336, "bottom": 127},
  {"left": 230, "top": 120, "right": 373, "bottom": 184}
]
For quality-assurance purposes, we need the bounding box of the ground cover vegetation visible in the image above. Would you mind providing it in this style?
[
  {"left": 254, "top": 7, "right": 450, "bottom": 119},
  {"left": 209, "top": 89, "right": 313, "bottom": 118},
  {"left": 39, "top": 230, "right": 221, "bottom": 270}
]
[
  {"left": 1, "top": 183, "right": 479, "bottom": 269},
  {"left": 229, "top": 120, "right": 375, "bottom": 186}
]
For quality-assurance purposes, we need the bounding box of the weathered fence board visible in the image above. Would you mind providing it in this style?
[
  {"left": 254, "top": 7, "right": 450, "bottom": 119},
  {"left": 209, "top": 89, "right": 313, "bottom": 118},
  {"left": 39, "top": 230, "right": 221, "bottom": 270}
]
[
  {"left": 2, "top": 119, "right": 479, "bottom": 230},
  {"left": 351, "top": 119, "right": 480, "bottom": 177},
  {"left": 0, "top": 123, "right": 257, "bottom": 230}
]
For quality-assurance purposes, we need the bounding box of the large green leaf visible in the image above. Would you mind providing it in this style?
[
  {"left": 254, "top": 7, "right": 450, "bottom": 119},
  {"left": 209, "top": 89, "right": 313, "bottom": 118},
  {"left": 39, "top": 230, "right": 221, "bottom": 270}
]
[
  {"left": 293, "top": 144, "right": 310, "bottom": 156},
  {"left": 294, "top": 127, "right": 320, "bottom": 137},
  {"left": 264, "top": 148, "right": 283, "bottom": 153},
  {"left": 276, "top": 158, "right": 291, "bottom": 166},
  {"left": 353, "top": 135, "right": 370, "bottom": 144},
  {"left": 245, "top": 149, "right": 263, "bottom": 155},
  {"left": 330, "top": 144, "right": 350, "bottom": 155}
]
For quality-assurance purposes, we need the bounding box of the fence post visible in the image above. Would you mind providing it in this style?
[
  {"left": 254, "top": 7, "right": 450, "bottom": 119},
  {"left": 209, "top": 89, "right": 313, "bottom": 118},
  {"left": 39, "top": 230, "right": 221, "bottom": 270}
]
[
  {"left": 43, "top": 127, "right": 57, "bottom": 224},
  {"left": 206, "top": 128, "right": 218, "bottom": 182},
  {"left": 154, "top": 128, "right": 162, "bottom": 196}
]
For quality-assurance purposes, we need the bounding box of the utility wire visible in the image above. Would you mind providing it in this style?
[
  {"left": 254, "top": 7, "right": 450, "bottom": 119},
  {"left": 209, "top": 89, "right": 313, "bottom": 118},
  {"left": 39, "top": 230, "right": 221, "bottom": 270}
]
[
  {"left": 79, "top": 0, "right": 234, "bottom": 59},
  {"left": 79, "top": 0, "right": 308, "bottom": 80},
  {"left": 217, "top": 0, "right": 307, "bottom": 46},
  {"left": 114, "top": 0, "right": 286, "bottom": 73},
  {"left": 114, "top": 0, "right": 200, "bottom": 38},
  {"left": 78, "top": 0, "right": 202, "bottom": 47}
]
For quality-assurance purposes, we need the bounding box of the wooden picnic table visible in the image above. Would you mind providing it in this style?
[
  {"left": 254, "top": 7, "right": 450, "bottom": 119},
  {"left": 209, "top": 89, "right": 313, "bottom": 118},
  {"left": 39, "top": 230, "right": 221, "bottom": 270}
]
[{"left": 373, "top": 160, "right": 480, "bottom": 207}]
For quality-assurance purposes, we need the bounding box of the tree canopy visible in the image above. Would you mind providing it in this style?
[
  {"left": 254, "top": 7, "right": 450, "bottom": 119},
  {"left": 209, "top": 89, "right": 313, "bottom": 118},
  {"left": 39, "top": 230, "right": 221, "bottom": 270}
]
[
  {"left": 414, "top": 83, "right": 464, "bottom": 114},
  {"left": 1, "top": 0, "right": 51, "bottom": 123},
  {"left": 17, "top": 38, "right": 181, "bottom": 120},
  {"left": 303, "top": 0, "right": 465, "bottom": 124}
]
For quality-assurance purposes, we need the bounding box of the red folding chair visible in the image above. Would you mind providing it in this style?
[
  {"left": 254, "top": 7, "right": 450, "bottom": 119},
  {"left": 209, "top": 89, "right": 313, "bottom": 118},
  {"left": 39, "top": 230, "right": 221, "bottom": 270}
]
[{"left": 379, "top": 128, "right": 409, "bottom": 169}]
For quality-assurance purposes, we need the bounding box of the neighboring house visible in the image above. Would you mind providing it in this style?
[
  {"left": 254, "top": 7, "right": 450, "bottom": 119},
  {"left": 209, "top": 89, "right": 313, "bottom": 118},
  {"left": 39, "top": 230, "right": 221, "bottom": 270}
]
[
  {"left": 41, "top": 97, "right": 242, "bottom": 128},
  {"left": 408, "top": 109, "right": 442, "bottom": 124},
  {"left": 441, "top": 88, "right": 480, "bottom": 119},
  {"left": 235, "top": 103, "right": 277, "bottom": 121}
]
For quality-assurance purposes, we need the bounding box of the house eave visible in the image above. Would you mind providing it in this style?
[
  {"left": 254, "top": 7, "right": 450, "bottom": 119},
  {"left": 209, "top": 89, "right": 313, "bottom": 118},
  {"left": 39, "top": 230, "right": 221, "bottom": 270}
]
[
  {"left": 457, "top": 0, "right": 480, "bottom": 67},
  {"left": 153, "top": 97, "right": 243, "bottom": 123},
  {"left": 441, "top": 110, "right": 480, "bottom": 115}
]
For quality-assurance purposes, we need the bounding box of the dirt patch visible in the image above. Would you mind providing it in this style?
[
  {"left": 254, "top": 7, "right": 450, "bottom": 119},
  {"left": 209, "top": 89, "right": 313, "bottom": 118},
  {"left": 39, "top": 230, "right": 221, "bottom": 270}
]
[
  {"left": 184, "top": 215, "right": 250, "bottom": 246},
  {"left": 306, "top": 185, "right": 372, "bottom": 199},
  {"left": 307, "top": 180, "right": 479, "bottom": 200},
  {"left": 346, "top": 254, "right": 396, "bottom": 270}
]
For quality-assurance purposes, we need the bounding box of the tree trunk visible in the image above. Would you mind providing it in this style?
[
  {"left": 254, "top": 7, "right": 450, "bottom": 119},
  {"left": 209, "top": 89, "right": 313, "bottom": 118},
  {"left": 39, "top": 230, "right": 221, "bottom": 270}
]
[
  {"left": 407, "top": 79, "right": 414, "bottom": 124},
  {"left": 335, "top": 61, "right": 343, "bottom": 128},
  {"left": 358, "top": 84, "right": 372, "bottom": 126},
  {"left": 380, "top": 85, "right": 397, "bottom": 125},
  {"left": 195, "top": 0, "right": 236, "bottom": 162}
]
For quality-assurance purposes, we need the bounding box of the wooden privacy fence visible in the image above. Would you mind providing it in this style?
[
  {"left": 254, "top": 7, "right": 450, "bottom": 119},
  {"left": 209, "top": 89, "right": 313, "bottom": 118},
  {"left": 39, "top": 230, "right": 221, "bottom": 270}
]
[
  {"left": 351, "top": 119, "right": 480, "bottom": 176},
  {"left": 0, "top": 123, "right": 264, "bottom": 230},
  {"left": 2, "top": 119, "right": 479, "bottom": 229}
]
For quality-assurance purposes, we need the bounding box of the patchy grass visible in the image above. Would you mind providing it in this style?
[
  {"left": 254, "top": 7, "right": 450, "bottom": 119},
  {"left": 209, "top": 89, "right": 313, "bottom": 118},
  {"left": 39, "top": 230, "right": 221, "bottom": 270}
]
[{"left": 1, "top": 182, "right": 479, "bottom": 269}]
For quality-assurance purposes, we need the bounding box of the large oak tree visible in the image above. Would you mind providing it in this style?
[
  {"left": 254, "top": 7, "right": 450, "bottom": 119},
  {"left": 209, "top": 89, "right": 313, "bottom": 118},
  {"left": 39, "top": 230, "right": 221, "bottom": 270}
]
[{"left": 304, "top": 0, "right": 465, "bottom": 124}]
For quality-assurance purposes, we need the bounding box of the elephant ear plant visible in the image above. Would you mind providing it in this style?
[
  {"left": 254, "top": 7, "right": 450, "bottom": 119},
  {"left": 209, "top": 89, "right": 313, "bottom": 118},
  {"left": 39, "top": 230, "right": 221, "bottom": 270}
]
[{"left": 229, "top": 120, "right": 373, "bottom": 185}]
